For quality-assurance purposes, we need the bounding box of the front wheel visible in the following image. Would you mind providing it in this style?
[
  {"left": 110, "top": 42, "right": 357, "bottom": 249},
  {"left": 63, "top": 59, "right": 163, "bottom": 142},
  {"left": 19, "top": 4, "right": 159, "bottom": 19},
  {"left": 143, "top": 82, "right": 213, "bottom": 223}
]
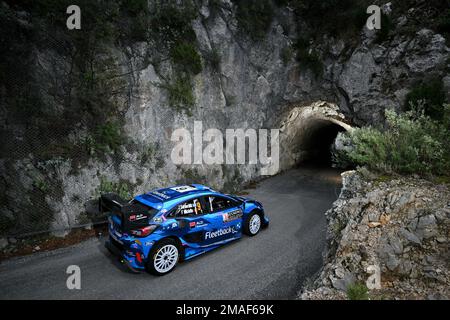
[
  {"left": 243, "top": 212, "right": 262, "bottom": 236},
  {"left": 146, "top": 239, "right": 179, "bottom": 276}
]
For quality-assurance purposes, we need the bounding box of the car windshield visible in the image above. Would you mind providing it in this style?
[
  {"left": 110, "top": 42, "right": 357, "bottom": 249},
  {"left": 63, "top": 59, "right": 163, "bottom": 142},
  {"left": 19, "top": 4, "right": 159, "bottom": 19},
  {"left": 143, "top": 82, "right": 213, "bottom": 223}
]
[{"left": 227, "top": 194, "right": 244, "bottom": 203}]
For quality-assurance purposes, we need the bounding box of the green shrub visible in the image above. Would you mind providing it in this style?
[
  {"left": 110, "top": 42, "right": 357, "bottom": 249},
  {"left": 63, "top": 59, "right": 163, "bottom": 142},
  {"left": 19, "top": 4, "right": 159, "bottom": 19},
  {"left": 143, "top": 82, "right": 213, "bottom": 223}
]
[
  {"left": 293, "top": 36, "right": 323, "bottom": 77},
  {"left": 234, "top": 0, "right": 274, "bottom": 41},
  {"left": 346, "top": 283, "right": 369, "bottom": 300},
  {"left": 289, "top": 0, "right": 369, "bottom": 38},
  {"left": 165, "top": 76, "right": 195, "bottom": 114},
  {"left": 206, "top": 48, "right": 221, "bottom": 72},
  {"left": 297, "top": 49, "right": 323, "bottom": 77},
  {"left": 405, "top": 78, "right": 447, "bottom": 121},
  {"left": 339, "top": 107, "right": 450, "bottom": 176},
  {"left": 170, "top": 42, "right": 202, "bottom": 75},
  {"left": 151, "top": 0, "right": 197, "bottom": 47},
  {"left": 97, "top": 177, "right": 131, "bottom": 200},
  {"left": 95, "top": 121, "right": 125, "bottom": 153},
  {"left": 33, "top": 178, "right": 50, "bottom": 193}
]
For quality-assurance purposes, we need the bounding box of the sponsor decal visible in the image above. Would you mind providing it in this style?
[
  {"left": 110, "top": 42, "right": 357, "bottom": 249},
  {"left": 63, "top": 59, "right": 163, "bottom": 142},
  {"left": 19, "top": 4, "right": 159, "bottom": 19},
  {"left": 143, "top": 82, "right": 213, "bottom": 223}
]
[
  {"left": 150, "top": 190, "right": 171, "bottom": 200},
  {"left": 170, "top": 185, "right": 197, "bottom": 193},
  {"left": 189, "top": 221, "right": 196, "bottom": 228},
  {"left": 128, "top": 213, "right": 147, "bottom": 222},
  {"left": 222, "top": 209, "right": 243, "bottom": 223},
  {"left": 205, "top": 226, "right": 238, "bottom": 240}
]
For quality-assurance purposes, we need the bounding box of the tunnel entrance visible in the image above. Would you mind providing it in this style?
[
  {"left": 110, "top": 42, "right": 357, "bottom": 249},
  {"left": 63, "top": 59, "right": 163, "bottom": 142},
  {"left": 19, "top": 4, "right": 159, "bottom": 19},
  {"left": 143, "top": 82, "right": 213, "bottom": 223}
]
[
  {"left": 278, "top": 101, "right": 352, "bottom": 172},
  {"left": 298, "top": 120, "right": 346, "bottom": 167}
]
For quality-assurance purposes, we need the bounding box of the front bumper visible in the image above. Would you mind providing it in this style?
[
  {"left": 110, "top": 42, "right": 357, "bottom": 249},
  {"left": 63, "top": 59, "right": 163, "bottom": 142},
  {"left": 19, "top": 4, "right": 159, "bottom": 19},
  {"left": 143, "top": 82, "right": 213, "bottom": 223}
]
[{"left": 105, "top": 237, "right": 144, "bottom": 272}]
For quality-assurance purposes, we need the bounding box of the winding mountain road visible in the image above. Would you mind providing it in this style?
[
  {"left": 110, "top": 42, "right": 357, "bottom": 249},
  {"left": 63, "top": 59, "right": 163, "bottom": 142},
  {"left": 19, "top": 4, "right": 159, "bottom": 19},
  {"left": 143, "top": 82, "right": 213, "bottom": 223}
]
[{"left": 0, "top": 167, "right": 342, "bottom": 299}]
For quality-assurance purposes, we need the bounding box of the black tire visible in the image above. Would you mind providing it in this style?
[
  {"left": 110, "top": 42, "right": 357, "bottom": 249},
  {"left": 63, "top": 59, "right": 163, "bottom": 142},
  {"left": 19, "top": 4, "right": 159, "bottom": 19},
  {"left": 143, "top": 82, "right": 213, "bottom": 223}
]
[
  {"left": 243, "top": 211, "right": 262, "bottom": 236},
  {"left": 146, "top": 238, "right": 180, "bottom": 276}
]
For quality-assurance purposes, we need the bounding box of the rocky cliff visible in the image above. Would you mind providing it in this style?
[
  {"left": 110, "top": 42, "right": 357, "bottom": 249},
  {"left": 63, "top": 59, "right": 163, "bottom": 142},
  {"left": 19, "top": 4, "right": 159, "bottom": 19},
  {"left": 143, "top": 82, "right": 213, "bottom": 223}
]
[
  {"left": 0, "top": 0, "right": 449, "bottom": 236},
  {"left": 301, "top": 170, "right": 450, "bottom": 300}
]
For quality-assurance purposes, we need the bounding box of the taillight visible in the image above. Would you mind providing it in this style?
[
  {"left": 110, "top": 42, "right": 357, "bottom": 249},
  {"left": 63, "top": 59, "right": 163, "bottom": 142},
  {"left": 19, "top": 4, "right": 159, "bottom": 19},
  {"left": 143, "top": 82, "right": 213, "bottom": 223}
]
[
  {"left": 130, "top": 225, "right": 158, "bottom": 237},
  {"left": 136, "top": 252, "right": 143, "bottom": 263}
]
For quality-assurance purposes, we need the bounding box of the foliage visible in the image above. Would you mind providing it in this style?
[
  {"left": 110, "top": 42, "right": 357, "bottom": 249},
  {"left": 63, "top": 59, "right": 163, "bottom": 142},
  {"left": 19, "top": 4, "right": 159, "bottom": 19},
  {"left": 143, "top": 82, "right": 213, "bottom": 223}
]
[
  {"left": 346, "top": 283, "right": 369, "bottom": 300},
  {"left": 289, "top": 0, "right": 369, "bottom": 38},
  {"left": 83, "top": 122, "right": 125, "bottom": 155},
  {"left": 176, "top": 168, "right": 206, "bottom": 185},
  {"left": 234, "top": 0, "right": 274, "bottom": 41},
  {"left": 151, "top": 0, "right": 197, "bottom": 48},
  {"left": 170, "top": 42, "right": 203, "bottom": 75},
  {"left": 206, "top": 48, "right": 221, "bottom": 72},
  {"left": 338, "top": 107, "right": 450, "bottom": 176},
  {"left": 33, "top": 178, "right": 50, "bottom": 193},
  {"left": 292, "top": 36, "right": 323, "bottom": 77},
  {"left": 97, "top": 177, "right": 131, "bottom": 200},
  {"left": 404, "top": 78, "right": 447, "bottom": 121},
  {"left": 165, "top": 76, "right": 195, "bottom": 114}
]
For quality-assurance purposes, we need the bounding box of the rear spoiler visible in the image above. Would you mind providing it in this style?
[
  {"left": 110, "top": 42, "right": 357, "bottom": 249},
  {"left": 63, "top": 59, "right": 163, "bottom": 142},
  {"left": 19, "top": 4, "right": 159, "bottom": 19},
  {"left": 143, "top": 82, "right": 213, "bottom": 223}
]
[{"left": 99, "top": 193, "right": 151, "bottom": 232}]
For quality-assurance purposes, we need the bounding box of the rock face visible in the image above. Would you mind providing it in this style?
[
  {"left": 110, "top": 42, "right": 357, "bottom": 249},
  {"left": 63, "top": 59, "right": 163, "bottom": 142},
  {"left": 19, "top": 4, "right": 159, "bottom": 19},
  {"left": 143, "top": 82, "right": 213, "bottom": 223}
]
[
  {"left": 301, "top": 171, "right": 450, "bottom": 300},
  {"left": 0, "top": 1, "right": 449, "bottom": 236}
]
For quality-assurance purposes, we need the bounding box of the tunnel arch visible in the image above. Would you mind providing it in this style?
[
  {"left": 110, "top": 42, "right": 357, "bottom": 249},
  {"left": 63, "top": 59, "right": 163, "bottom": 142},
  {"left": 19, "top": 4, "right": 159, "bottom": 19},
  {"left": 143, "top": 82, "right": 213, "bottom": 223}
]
[{"left": 278, "top": 101, "right": 352, "bottom": 171}]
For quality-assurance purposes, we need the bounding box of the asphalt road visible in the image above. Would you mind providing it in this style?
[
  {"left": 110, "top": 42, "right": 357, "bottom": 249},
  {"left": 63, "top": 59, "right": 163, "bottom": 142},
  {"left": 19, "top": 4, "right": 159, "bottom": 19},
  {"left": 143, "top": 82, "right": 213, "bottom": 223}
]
[{"left": 0, "top": 166, "right": 342, "bottom": 300}]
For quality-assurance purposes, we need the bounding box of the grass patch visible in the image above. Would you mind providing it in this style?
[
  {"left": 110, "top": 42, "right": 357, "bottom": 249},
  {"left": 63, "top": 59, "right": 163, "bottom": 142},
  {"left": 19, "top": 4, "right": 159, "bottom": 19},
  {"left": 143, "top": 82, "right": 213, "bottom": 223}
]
[{"left": 346, "top": 282, "right": 369, "bottom": 300}]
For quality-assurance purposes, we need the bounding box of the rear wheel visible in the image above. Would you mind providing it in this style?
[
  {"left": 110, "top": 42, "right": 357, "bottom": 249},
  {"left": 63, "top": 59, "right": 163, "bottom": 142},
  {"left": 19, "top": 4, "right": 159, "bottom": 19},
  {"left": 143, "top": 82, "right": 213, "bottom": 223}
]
[
  {"left": 146, "top": 239, "right": 179, "bottom": 276},
  {"left": 243, "top": 212, "right": 262, "bottom": 236}
]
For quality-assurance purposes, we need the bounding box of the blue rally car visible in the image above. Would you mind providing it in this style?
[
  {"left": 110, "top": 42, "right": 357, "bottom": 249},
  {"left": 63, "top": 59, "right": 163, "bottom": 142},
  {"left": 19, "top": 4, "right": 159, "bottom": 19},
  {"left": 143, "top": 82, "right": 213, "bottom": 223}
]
[{"left": 100, "top": 184, "right": 268, "bottom": 275}]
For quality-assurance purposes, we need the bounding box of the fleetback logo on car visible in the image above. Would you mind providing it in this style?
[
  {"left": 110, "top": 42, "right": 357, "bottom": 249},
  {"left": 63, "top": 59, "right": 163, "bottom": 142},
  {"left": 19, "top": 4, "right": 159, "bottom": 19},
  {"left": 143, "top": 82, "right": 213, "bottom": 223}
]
[{"left": 204, "top": 226, "right": 238, "bottom": 240}]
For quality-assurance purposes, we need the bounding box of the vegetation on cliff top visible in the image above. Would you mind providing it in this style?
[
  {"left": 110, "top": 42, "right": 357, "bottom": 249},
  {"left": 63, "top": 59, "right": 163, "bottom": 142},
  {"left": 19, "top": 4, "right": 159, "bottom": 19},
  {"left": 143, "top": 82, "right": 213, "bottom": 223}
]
[{"left": 337, "top": 104, "right": 450, "bottom": 177}]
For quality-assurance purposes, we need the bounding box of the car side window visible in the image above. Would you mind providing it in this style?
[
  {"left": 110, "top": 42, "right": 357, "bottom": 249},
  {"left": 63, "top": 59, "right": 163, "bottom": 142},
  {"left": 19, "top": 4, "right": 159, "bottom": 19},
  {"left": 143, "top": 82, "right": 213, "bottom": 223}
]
[
  {"left": 170, "top": 198, "right": 204, "bottom": 217},
  {"left": 205, "top": 196, "right": 237, "bottom": 213}
]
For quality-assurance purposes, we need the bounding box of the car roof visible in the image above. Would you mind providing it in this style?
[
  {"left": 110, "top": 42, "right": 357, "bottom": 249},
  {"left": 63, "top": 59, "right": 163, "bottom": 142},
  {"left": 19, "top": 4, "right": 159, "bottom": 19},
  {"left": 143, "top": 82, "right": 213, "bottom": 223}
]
[{"left": 134, "top": 184, "right": 219, "bottom": 209}]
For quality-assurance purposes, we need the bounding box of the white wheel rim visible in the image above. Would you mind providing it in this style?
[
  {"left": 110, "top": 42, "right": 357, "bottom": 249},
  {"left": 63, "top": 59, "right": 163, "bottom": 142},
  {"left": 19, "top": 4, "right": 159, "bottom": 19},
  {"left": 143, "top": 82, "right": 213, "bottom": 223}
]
[
  {"left": 154, "top": 244, "right": 178, "bottom": 273},
  {"left": 249, "top": 214, "right": 261, "bottom": 235}
]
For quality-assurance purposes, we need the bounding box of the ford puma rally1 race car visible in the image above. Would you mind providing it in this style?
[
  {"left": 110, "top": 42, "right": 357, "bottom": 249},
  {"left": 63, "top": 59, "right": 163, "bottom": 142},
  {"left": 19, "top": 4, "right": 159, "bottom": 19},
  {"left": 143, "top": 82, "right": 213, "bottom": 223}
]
[{"left": 100, "top": 184, "right": 269, "bottom": 275}]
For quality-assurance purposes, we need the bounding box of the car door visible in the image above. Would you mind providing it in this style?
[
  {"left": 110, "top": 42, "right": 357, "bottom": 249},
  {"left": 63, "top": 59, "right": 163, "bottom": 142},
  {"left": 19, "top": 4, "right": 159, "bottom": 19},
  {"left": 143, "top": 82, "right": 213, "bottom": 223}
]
[
  {"left": 199, "top": 195, "right": 243, "bottom": 246},
  {"left": 168, "top": 197, "right": 210, "bottom": 244}
]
